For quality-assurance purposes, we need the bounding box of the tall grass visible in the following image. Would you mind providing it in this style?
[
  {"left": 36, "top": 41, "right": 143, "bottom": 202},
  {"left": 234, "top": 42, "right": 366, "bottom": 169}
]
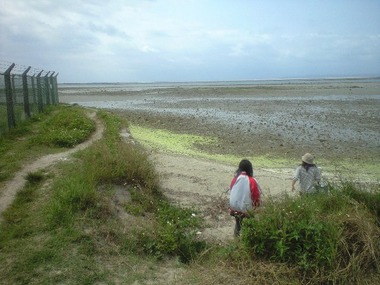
[
  {"left": 0, "top": 105, "right": 95, "bottom": 184},
  {"left": 0, "top": 106, "right": 379, "bottom": 284},
  {"left": 43, "top": 110, "right": 159, "bottom": 227},
  {"left": 237, "top": 183, "right": 380, "bottom": 283},
  {"left": 0, "top": 104, "right": 26, "bottom": 136},
  {"left": 2, "top": 108, "right": 204, "bottom": 284},
  {"left": 31, "top": 106, "right": 96, "bottom": 147}
]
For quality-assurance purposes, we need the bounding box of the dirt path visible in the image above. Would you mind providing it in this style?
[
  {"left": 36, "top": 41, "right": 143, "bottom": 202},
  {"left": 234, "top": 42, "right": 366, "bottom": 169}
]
[{"left": 0, "top": 112, "right": 104, "bottom": 222}]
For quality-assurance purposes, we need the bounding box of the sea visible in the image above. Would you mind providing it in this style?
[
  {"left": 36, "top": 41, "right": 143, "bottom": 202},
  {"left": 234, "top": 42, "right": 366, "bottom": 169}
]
[{"left": 59, "top": 77, "right": 380, "bottom": 92}]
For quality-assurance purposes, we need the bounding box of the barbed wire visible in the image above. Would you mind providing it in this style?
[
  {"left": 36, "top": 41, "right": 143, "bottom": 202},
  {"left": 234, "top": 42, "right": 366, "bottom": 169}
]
[{"left": 0, "top": 59, "right": 55, "bottom": 76}]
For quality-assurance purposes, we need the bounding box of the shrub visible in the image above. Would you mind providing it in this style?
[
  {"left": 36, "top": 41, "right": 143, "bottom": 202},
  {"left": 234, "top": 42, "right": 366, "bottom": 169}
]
[
  {"left": 241, "top": 195, "right": 338, "bottom": 270},
  {"left": 339, "top": 181, "right": 380, "bottom": 221},
  {"left": 25, "top": 171, "right": 45, "bottom": 184},
  {"left": 129, "top": 201, "right": 206, "bottom": 263},
  {"left": 240, "top": 185, "right": 380, "bottom": 282},
  {"left": 32, "top": 106, "right": 95, "bottom": 147}
]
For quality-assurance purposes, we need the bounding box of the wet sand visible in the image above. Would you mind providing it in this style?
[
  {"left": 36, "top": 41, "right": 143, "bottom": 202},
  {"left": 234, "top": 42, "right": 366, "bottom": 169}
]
[
  {"left": 59, "top": 79, "right": 380, "bottom": 179},
  {"left": 59, "top": 80, "right": 380, "bottom": 241}
]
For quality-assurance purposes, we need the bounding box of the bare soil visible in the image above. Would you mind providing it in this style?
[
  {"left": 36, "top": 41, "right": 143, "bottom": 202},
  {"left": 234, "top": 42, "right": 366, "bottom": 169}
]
[{"left": 146, "top": 151, "right": 290, "bottom": 242}]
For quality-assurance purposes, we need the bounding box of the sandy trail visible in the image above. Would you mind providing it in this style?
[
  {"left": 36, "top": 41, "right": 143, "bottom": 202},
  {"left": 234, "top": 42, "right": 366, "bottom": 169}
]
[
  {"left": 149, "top": 151, "right": 292, "bottom": 242},
  {"left": 0, "top": 112, "right": 104, "bottom": 222}
]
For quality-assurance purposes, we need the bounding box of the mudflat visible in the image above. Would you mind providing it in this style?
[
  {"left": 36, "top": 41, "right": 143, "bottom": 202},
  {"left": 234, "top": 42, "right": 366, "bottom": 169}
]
[
  {"left": 58, "top": 80, "right": 380, "bottom": 241},
  {"left": 59, "top": 79, "right": 380, "bottom": 178}
]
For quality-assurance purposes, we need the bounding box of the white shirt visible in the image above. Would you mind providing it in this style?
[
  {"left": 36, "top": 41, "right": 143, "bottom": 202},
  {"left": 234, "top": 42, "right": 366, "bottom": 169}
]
[{"left": 293, "top": 166, "right": 321, "bottom": 193}]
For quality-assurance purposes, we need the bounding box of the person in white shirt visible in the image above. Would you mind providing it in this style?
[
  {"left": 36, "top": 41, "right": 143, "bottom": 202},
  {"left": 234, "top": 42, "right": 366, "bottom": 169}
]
[{"left": 292, "top": 153, "right": 321, "bottom": 195}]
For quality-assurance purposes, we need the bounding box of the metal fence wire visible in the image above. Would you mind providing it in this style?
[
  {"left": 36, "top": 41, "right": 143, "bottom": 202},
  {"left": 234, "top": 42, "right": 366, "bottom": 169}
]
[{"left": 0, "top": 60, "right": 59, "bottom": 135}]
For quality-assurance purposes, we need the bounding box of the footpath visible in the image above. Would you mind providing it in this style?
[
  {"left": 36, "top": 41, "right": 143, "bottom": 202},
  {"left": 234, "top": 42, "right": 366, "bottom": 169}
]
[{"left": 0, "top": 112, "right": 104, "bottom": 222}]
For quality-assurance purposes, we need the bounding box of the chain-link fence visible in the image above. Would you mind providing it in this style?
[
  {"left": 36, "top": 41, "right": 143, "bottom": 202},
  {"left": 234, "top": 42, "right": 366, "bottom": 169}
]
[{"left": 0, "top": 61, "right": 59, "bottom": 135}]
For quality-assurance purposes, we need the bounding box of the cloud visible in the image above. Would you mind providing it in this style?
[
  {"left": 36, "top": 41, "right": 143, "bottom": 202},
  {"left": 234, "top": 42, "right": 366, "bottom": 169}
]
[{"left": 1, "top": 0, "right": 379, "bottom": 82}]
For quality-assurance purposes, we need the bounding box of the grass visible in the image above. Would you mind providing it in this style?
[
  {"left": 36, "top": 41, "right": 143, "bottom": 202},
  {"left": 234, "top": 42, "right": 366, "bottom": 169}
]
[
  {"left": 0, "top": 107, "right": 206, "bottom": 284},
  {"left": 0, "top": 105, "right": 95, "bottom": 188},
  {"left": 0, "top": 103, "right": 39, "bottom": 136},
  {"left": 0, "top": 105, "right": 379, "bottom": 284},
  {"left": 242, "top": 187, "right": 380, "bottom": 279}
]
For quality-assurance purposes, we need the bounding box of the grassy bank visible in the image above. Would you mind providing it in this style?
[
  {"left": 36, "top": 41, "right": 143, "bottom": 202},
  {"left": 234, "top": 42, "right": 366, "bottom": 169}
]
[
  {"left": 0, "top": 105, "right": 96, "bottom": 188},
  {"left": 0, "top": 105, "right": 379, "bottom": 284},
  {"left": 0, "top": 105, "right": 205, "bottom": 284}
]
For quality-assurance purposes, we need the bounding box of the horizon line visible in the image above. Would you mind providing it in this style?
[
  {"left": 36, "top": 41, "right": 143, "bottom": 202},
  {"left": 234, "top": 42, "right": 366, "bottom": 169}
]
[{"left": 59, "top": 75, "right": 380, "bottom": 85}]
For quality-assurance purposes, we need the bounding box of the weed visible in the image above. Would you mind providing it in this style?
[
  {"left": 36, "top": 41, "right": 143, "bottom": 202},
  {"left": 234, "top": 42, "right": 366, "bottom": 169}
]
[
  {"left": 129, "top": 200, "right": 207, "bottom": 263},
  {"left": 242, "top": 194, "right": 338, "bottom": 271},
  {"left": 25, "top": 171, "right": 45, "bottom": 184},
  {"left": 339, "top": 181, "right": 380, "bottom": 220},
  {"left": 0, "top": 105, "right": 95, "bottom": 184},
  {"left": 31, "top": 105, "right": 95, "bottom": 147},
  {"left": 2, "top": 106, "right": 379, "bottom": 284},
  {"left": 239, "top": 185, "right": 380, "bottom": 283},
  {"left": 0, "top": 171, "right": 45, "bottom": 241}
]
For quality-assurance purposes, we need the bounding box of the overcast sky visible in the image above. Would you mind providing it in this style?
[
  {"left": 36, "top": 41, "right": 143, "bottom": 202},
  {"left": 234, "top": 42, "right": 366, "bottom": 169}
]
[{"left": 1, "top": 0, "right": 379, "bottom": 83}]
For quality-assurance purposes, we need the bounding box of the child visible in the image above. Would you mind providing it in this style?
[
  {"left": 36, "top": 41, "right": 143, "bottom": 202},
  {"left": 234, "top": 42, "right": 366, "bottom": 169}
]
[
  {"left": 229, "top": 159, "right": 261, "bottom": 236},
  {"left": 291, "top": 153, "right": 321, "bottom": 195}
]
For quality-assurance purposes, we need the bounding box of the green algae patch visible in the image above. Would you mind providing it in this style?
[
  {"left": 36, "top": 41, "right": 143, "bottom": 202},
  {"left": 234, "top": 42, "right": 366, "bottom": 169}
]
[
  {"left": 317, "top": 158, "right": 380, "bottom": 182},
  {"left": 129, "top": 125, "right": 294, "bottom": 169},
  {"left": 129, "top": 125, "right": 379, "bottom": 181},
  {"left": 129, "top": 125, "right": 216, "bottom": 156}
]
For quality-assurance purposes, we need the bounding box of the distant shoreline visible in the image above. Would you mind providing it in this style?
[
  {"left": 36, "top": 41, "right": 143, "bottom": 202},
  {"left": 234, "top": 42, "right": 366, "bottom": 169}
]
[
  {"left": 59, "top": 76, "right": 380, "bottom": 86},
  {"left": 59, "top": 80, "right": 380, "bottom": 181}
]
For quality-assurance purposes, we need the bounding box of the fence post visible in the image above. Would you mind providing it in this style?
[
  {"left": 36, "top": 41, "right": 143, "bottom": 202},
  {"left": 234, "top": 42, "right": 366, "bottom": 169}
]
[
  {"left": 31, "top": 74, "right": 37, "bottom": 106},
  {"left": 54, "top": 73, "right": 59, "bottom": 104},
  {"left": 4, "top": 63, "right": 16, "bottom": 130},
  {"left": 22, "top": 66, "right": 32, "bottom": 118},
  {"left": 44, "top": 71, "right": 51, "bottom": 106},
  {"left": 49, "top": 72, "right": 56, "bottom": 104},
  {"left": 11, "top": 74, "right": 17, "bottom": 104},
  {"left": 36, "top": 70, "right": 44, "bottom": 113}
]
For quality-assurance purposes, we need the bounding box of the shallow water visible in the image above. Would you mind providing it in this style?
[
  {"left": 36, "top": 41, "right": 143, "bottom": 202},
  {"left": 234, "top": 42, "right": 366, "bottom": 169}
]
[{"left": 60, "top": 77, "right": 380, "bottom": 91}]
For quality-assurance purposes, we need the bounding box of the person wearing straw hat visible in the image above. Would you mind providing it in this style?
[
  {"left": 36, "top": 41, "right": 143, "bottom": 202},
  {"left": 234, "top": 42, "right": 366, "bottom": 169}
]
[{"left": 291, "top": 153, "right": 321, "bottom": 195}]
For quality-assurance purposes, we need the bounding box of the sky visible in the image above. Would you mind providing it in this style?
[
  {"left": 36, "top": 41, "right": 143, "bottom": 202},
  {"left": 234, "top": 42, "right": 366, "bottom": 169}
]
[{"left": 0, "top": 0, "right": 379, "bottom": 83}]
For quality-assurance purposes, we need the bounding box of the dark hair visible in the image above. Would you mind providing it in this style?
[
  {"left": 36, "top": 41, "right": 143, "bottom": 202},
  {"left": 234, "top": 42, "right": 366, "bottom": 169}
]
[
  {"left": 236, "top": 159, "right": 253, "bottom": 177},
  {"left": 301, "top": 161, "right": 315, "bottom": 172}
]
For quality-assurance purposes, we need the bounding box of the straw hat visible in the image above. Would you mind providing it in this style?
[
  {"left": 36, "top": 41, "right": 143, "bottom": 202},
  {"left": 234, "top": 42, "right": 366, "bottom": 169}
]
[{"left": 302, "top": 153, "right": 314, "bottom": 164}]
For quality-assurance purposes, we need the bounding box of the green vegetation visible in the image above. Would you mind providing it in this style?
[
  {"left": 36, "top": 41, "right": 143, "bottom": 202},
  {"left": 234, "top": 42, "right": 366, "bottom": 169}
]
[
  {"left": 130, "top": 124, "right": 380, "bottom": 179},
  {"left": 0, "top": 105, "right": 379, "bottom": 284},
  {"left": 0, "top": 105, "right": 95, "bottom": 184},
  {"left": 130, "top": 124, "right": 291, "bottom": 168},
  {"left": 0, "top": 107, "right": 206, "bottom": 284},
  {"left": 0, "top": 104, "right": 26, "bottom": 136},
  {"left": 31, "top": 106, "right": 95, "bottom": 147},
  {"left": 242, "top": 186, "right": 380, "bottom": 279},
  {"left": 124, "top": 198, "right": 206, "bottom": 263}
]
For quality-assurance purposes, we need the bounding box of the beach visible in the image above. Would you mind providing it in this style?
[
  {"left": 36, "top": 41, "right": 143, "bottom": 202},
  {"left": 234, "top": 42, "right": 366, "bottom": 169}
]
[
  {"left": 59, "top": 79, "right": 380, "bottom": 170},
  {"left": 59, "top": 79, "right": 380, "bottom": 241}
]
